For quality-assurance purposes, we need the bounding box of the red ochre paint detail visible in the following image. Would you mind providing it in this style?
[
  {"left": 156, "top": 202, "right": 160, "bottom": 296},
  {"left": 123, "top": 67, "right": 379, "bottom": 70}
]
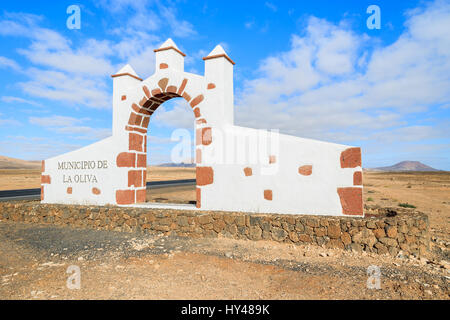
[
  {"left": 139, "top": 96, "right": 149, "bottom": 107},
  {"left": 135, "top": 114, "right": 143, "bottom": 126},
  {"left": 196, "top": 149, "right": 202, "bottom": 164},
  {"left": 337, "top": 187, "right": 363, "bottom": 216},
  {"left": 166, "top": 85, "right": 177, "bottom": 93},
  {"left": 116, "top": 190, "right": 135, "bottom": 205},
  {"left": 142, "top": 170, "right": 147, "bottom": 186},
  {"left": 190, "top": 95, "right": 204, "bottom": 108},
  {"left": 269, "top": 155, "right": 276, "bottom": 164},
  {"left": 244, "top": 167, "right": 252, "bottom": 176},
  {"left": 207, "top": 83, "right": 216, "bottom": 89},
  {"left": 41, "top": 160, "right": 45, "bottom": 173},
  {"left": 92, "top": 187, "right": 101, "bottom": 195},
  {"left": 177, "top": 79, "right": 188, "bottom": 95},
  {"left": 340, "top": 147, "right": 361, "bottom": 168},
  {"left": 196, "top": 167, "right": 214, "bottom": 186},
  {"left": 41, "top": 175, "right": 51, "bottom": 184},
  {"left": 196, "top": 128, "right": 212, "bottom": 146},
  {"left": 142, "top": 117, "right": 150, "bottom": 128},
  {"left": 143, "top": 86, "right": 151, "bottom": 98},
  {"left": 151, "top": 88, "right": 162, "bottom": 96},
  {"left": 298, "top": 165, "right": 313, "bottom": 176},
  {"left": 144, "top": 136, "right": 147, "bottom": 153},
  {"left": 196, "top": 119, "right": 207, "bottom": 125},
  {"left": 136, "top": 189, "right": 146, "bottom": 203},
  {"left": 128, "top": 170, "right": 143, "bottom": 188},
  {"left": 121, "top": 95, "right": 127, "bottom": 101},
  {"left": 353, "top": 171, "right": 362, "bottom": 186},
  {"left": 132, "top": 103, "right": 140, "bottom": 113},
  {"left": 125, "top": 126, "right": 146, "bottom": 134},
  {"left": 182, "top": 92, "right": 191, "bottom": 102},
  {"left": 137, "top": 154, "right": 147, "bottom": 168},
  {"left": 264, "top": 190, "right": 273, "bottom": 201},
  {"left": 40, "top": 186, "right": 44, "bottom": 201},
  {"left": 129, "top": 133, "right": 144, "bottom": 152},
  {"left": 67, "top": 187, "right": 72, "bottom": 194},
  {"left": 116, "top": 152, "right": 136, "bottom": 168},
  {"left": 158, "top": 78, "right": 169, "bottom": 91},
  {"left": 128, "top": 112, "right": 139, "bottom": 125},
  {"left": 159, "top": 63, "right": 168, "bottom": 69},
  {"left": 196, "top": 188, "right": 201, "bottom": 208},
  {"left": 193, "top": 108, "right": 201, "bottom": 118}
]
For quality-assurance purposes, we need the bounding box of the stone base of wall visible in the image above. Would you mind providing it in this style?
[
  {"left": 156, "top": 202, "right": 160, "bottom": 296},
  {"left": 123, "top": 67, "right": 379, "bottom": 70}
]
[{"left": 0, "top": 202, "right": 430, "bottom": 257}]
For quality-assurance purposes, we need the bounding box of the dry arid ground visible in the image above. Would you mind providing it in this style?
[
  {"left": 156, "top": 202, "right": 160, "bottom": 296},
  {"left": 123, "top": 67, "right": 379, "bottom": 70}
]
[{"left": 0, "top": 169, "right": 448, "bottom": 299}]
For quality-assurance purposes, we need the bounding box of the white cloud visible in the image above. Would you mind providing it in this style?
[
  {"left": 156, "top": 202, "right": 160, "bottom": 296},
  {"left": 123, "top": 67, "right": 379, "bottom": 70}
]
[
  {"left": 265, "top": 2, "right": 277, "bottom": 12},
  {"left": 236, "top": 0, "right": 450, "bottom": 150},
  {"left": 151, "top": 99, "right": 195, "bottom": 129},
  {"left": 1, "top": 96, "right": 42, "bottom": 106},
  {"left": 28, "top": 115, "right": 111, "bottom": 140},
  {"left": 0, "top": 56, "right": 21, "bottom": 71}
]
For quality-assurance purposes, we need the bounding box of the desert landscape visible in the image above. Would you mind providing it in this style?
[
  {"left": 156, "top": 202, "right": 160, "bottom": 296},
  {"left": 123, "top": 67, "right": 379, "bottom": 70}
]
[{"left": 0, "top": 157, "right": 448, "bottom": 300}]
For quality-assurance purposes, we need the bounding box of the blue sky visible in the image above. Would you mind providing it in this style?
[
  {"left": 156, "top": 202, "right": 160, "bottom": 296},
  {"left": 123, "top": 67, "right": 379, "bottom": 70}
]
[{"left": 0, "top": 0, "right": 448, "bottom": 169}]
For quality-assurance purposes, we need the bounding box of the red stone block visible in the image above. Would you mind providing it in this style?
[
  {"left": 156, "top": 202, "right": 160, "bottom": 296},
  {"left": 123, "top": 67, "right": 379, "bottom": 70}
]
[
  {"left": 137, "top": 154, "right": 147, "bottom": 168},
  {"left": 92, "top": 187, "right": 101, "bottom": 195},
  {"left": 207, "top": 83, "right": 216, "bottom": 89},
  {"left": 298, "top": 165, "right": 313, "bottom": 176},
  {"left": 136, "top": 189, "right": 146, "bottom": 203},
  {"left": 196, "top": 167, "right": 214, "bottom": 186},
  {"left": 177, "top": 79, "right": 188, "bottom": 95},
  {"left": 128, "top": 170, "right": 143, "bottom": 187},
  {"left": 337, "top": 187, "right": 363, "bottom": 216},
  {"left": 116, "top": 152, "right": 136, "bottom": 167},
  {"left": 159, "top": 63, "right": 168, "bottom": 69},
  {"left": 190, "top": 94, "right": 204, "bottom": 108},
  {"left": 340, "top": 147, "right": 361, "bottom": 168},
  {"left": 264, "top": 190, "right": 273, "bottom": 201},
  {"left": 244, "top": 167, "right": 252, "bottom": 176},
  {"left": 353, "top": 171, "right": 363, "bottom": 185},
  {"left": 41, "top": 175, "right": 51, "bottom": 184},
  {"left": 196, "top": 188, "right": 201, "bottom": 208},
  {"left": 116, "top": 189, "right": 135, "bottom": 205},
  {"left": 129, "top": 133, "right": 143, "bottom": 152}
]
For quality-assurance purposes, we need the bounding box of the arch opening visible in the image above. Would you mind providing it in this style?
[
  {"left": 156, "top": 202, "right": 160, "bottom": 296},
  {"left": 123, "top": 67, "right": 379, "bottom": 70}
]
[{"left": 125, "top": 79, "right": 204, "bottom": 207}]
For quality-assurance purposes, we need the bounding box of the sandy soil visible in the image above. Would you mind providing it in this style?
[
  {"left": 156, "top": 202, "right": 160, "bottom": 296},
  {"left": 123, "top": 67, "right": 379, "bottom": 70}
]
[
  {"left": 0, "top": 222, "right": 448, "bottom": 300},
  {"left": 363, "top": 171, "right": 450, "bottom": 240}
]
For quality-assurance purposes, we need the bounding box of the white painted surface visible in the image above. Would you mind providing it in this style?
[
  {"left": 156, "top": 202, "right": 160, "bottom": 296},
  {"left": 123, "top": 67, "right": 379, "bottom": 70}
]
[{"left": 42, "top": 39, "right": 363, "bottom": 217}]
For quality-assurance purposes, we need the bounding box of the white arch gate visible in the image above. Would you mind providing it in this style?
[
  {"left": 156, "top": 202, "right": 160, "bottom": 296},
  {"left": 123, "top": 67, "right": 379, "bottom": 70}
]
[{"left": 41, "top": 39, "right": 363, "bottom": 217}]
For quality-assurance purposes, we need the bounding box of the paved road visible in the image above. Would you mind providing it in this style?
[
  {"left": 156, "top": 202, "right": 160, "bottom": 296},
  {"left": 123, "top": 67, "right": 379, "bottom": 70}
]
[{"left": 0, "top": 179, "right": 196, "bottom": 202}]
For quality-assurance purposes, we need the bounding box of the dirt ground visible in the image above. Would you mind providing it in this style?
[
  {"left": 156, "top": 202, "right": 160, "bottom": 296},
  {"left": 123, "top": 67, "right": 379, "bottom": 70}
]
[
  {"left": 363, "top": 171, "right": 450, "bottom": 241},
  {"left": 0, "top": 170, "right": 448, "bottom": 300},
  {"left": 0, "top": 221, "right": 448, "bottom": 300}
]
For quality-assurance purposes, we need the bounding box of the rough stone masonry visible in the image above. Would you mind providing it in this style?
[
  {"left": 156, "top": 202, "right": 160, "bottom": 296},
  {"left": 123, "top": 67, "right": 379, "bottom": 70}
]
[{"left": 0, "top": 202, "right": 429, "bottom": 257}]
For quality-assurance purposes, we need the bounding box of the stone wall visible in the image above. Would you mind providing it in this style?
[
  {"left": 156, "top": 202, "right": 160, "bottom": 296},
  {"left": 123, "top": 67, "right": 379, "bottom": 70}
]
[{"left": 0, "top": 202, "right": 429, "bottom": 257}]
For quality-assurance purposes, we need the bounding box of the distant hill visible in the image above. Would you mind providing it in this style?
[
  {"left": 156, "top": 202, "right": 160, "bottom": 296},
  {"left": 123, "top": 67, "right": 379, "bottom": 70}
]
[
  {"left": 157, "top": 162, "right": 195, "bottom": 168},
  {"left": 0, "top": 155, "right": 41, "bottom": 170},
  {"left": 371, "top": 161, "right": 440, "bottom": 172}
]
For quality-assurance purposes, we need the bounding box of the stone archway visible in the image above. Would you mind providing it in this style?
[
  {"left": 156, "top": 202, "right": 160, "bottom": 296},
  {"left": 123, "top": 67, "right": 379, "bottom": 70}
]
[{"left": 118, "top": 75, "right": 209, "bottom": 207}]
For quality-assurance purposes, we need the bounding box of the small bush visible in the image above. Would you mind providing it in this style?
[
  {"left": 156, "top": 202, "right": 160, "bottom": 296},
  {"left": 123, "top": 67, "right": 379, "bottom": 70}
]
[
  {"left": 398, "top": 203, "right": 416, "bottom": 209},
  {"left": 367, "top": 190, "right": 375, "bottom": 194},
  {"left": 367, "top": 197, "right": 374, "bottom": 202}
]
